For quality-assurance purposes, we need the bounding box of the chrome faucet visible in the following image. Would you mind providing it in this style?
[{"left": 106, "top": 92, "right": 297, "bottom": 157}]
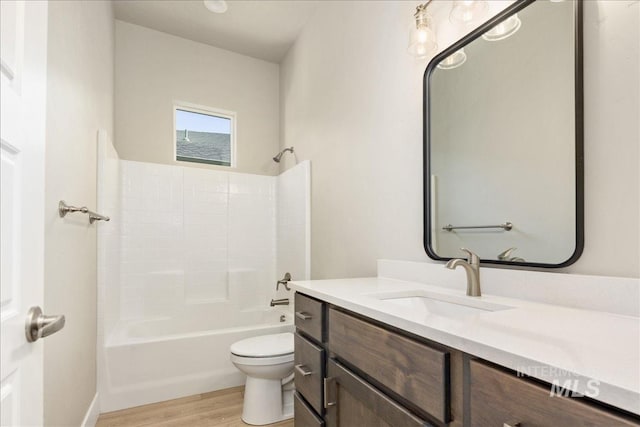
[
  {"left": 270, "top": 298, "right": 290, "bottom": 307},
  {"left": 445, "top": 248, "right": 481, "bottom": 297}
]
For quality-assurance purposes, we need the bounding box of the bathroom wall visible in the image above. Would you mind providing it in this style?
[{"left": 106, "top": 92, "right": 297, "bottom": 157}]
[
  {"left": 117, "top": 161, "right": 277, "bottom": 320},
  {"left": 115, "top": 20, "right": 281, "bottom": 176},
  {"left": 279, "top": 0, "right": 640, "bottom": 279},
  {"left": 97, "top": 159, "right": 310, "bottom": 336},
  {"left": 44, "top": 1, "right": 114, "bottom": 425}
]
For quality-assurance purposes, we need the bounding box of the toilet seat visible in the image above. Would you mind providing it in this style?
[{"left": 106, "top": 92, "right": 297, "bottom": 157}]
[
  {"left": 230, "top": 352, "right": 294, "bottom": 366},
  {"left": 230, "top": 332, "right": 293, "bottom": 358}
]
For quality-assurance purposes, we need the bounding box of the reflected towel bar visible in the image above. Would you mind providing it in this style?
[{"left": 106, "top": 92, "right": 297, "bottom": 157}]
[
  {"left": 58, "top": 200, "right": 110, "bottom": 224},
  {"left": 443, "top": 222, "right": 512, "bottom": 232}
]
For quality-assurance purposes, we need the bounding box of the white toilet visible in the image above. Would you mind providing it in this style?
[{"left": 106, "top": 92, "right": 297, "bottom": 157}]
[{"left": 230, "top": 332, "right": 295, "bottom": 425}]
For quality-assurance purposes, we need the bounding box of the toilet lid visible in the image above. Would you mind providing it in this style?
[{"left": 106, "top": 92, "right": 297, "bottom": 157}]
[{"left": 230, "top": 332, "right": 294, "bottom": 357}]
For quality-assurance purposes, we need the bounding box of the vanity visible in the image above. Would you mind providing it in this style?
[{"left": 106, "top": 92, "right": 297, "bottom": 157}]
[{"left": 290, "top": 267, "right": 640, "bottom": 427}]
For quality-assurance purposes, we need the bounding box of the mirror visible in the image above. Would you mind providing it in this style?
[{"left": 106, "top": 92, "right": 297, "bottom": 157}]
[{"left": 424, "top": 0, "right": 583, "bottom": 267}]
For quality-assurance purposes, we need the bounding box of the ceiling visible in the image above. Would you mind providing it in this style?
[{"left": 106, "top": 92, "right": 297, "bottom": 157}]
[{"left": 113, "top": 0, "right": 320, "bottom": 63}]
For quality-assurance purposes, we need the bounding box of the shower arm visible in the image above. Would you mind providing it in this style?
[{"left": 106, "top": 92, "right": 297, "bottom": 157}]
[{"left": 272, "top": 147, "right": 294, "bottom": 163}]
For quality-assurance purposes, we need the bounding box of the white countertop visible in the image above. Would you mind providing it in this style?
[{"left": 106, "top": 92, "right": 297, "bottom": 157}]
[{"left": 290, "top": 276, "right": 640, "bottom": 415}]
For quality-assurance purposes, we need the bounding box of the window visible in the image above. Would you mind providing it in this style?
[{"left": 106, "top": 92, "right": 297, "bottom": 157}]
[{"left": 174, "top": 103, "right": 235, "bottom": 167}]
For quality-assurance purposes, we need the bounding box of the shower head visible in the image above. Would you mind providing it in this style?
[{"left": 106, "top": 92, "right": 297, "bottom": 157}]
[{"left": 272, "top": 147, "right": 294, "bottom": 163}]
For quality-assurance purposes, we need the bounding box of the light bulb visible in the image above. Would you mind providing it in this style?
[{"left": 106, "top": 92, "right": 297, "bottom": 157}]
[
  {"left": 450, "top": 0, "right": 489, "bottom": 25},
  {"left": 417, "top": 28, "right": 429, "bottom": 43},
  {"left": 482, "top": 14, "right": 521, "bottom": 41}
]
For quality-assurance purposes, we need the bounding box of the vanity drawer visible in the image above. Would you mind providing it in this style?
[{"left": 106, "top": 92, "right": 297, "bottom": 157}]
[
  {"left": 328, "top": 308, "right": 450, "bottom": 423},
  {"left": 294, "top": 332, "right": 325, "bottom": 414},
  {"left": 470, "top": 360, "right": 640, "bottom": 427},
  {"left": 294, "top": 392, "right": 325, "bottom": 427},
  {"left": 295, "top": 293, "right": 324, "bottom": 342}
]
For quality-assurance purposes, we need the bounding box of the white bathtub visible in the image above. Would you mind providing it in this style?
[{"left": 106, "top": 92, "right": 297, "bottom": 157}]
[{"left": 99, "top": 305, "right": 294, "bottom": 412}]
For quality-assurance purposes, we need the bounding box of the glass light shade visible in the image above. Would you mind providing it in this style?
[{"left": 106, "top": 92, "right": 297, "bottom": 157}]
[
  {"left": 482, "top": 14, "right": 522, "bottom": 41},
  {"left": 450, "top": 0, "right": 489, "bottom": 25},
  {"left": 408, "top": 27, "right": 437, "bottom": 58},
  {"left": 408, "top": 9, "right": 437, "bottom": 59},
  {"left": 437, "top": 49, "right": 467, "bottom": 70}
]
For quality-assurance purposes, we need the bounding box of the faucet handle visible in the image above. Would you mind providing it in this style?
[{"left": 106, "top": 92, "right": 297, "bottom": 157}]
[
  {"left": 498, "top": 247, "right": 517, "bottom": 260},
  {"left": 460, "top": 248, "right": 480, "bottom": 266}
]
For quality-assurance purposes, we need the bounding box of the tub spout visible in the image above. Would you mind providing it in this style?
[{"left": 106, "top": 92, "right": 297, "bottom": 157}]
[{"left": 270, "top": 298, "right": 290, "bottom": 307}]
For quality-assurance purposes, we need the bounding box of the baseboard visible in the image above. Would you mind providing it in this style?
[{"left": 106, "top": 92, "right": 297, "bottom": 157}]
[{"left": 81, "top": 393, "right": 100, "bottom": 427}]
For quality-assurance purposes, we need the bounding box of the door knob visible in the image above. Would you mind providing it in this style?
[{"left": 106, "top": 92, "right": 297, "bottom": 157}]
[{"left": 25, "top": 306, "right": 66, "bottom": 342}]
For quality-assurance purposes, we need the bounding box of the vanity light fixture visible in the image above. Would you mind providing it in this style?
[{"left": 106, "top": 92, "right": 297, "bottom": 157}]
[
  {"left": 203, "top": 0, "right": 228, "bottom": 14},
  {"left": 482, "top": 14, "right": 522, "bottom": 41},
  {"left": 449, "top": 0, "right": 489, "bottom": 26},
  {"left": 437, "top": 49, "right": 467, "bottom": 70},
  {"left": 408, "top": 1, "right": 438, "bottom": 59}
]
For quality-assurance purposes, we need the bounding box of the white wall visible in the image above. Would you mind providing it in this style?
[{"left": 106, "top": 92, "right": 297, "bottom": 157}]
[
  {"left": 279, "top": 0, "right": 639, "bottom": 279},
  {"left": 115, "top": 20, "right": 281, "bottom": 176},
  {"left": 44, "top": 1, "right": 114, "bottom": 425}
]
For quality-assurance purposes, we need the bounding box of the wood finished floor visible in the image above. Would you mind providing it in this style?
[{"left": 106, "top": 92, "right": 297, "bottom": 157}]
[{"left": 96, "top": 386, "right": 294, "bottom": 427}]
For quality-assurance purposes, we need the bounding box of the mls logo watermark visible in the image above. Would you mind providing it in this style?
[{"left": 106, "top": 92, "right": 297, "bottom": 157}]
[
  {"left": 516, "top": 365, "right": 600, "bottom": 398},
  {"left": 549, "top": 378, "right": 601, "bottom": 398}
]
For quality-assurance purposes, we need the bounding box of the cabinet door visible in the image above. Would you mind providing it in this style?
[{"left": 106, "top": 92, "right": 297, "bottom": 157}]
[
  {"left": 295, "top": 332, "right": 325, "bottom": 414},
  {"left": 295, "top": 392, "right": 325, "bottom": 427},
  {"left": 325, "top": 359, "right": 431, "bottom": 427}
]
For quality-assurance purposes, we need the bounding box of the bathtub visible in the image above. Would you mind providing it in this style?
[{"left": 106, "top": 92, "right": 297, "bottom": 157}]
[{"left": 99, "top": 305, "right": 294, "bottom": 412}]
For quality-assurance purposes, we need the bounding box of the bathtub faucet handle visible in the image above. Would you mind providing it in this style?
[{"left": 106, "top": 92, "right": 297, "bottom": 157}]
[{"left": 276, "top": 272, "right": 292, "bottom": 291}]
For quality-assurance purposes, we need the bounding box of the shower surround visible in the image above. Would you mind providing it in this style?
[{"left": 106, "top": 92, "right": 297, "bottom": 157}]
[{"left": 96, "top": 137, "right": 310, "bottom": 411}]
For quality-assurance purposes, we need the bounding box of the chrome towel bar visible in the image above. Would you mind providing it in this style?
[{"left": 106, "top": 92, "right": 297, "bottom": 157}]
[
  {"left": 443, "top": 222, "right": 512, "bottom": 232},
  {"left": 58, "top": 200, "right": 110, "bottom": 224}
]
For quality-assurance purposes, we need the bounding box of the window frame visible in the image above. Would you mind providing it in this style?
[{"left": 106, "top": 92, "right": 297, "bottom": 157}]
[{"left": 173, "top": 101, "right": 237, "bottom": 168}]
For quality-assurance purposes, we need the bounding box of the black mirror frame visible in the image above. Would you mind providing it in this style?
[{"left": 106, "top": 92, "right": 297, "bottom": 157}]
[{"left": 423, "top": 0, "right": 584, "bottom": 269}]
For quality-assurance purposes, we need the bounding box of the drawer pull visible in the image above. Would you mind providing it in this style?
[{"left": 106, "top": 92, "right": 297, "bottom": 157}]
[
  {"left": 296, "top": 311, "right": 312, "bottom": 320},
  {"left": 324, "top": 377, "right": 336, "bottom": 408},
  {"left": 504, "top": 422, "right": 521, "bottom": 427},
  {"left": 295, "top": 364, "right": 313, "bottom": 376}
]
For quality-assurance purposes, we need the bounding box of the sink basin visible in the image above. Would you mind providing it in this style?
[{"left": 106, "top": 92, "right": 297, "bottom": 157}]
[{"left": 369, "top": 290, "right": 513, "bottom": 319}]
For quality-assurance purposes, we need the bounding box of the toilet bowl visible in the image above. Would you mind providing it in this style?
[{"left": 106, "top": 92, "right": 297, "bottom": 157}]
[{"left": 230, "top": 332, "right": 295, "bottom": 425}]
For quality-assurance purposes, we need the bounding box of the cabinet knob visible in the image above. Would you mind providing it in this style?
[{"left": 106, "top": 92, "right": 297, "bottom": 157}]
[{"left": 504, "top": 422, "right": 521, "bottom": 427}]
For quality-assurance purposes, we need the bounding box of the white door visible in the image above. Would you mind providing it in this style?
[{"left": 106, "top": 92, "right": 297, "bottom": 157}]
[{"left": 1, "top": 1, "right": 49, "bottom": 426}]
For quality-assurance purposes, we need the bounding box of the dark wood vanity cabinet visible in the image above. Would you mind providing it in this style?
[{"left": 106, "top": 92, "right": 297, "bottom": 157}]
[
  {"left": 293, "top": 292, "right": 640, "bottom": 427},
  {"left": 294, "top": 292, "right": 450, "bottom": 427},
  {"left": 469, "top": 360, "right": 640, "bottom": 427}
]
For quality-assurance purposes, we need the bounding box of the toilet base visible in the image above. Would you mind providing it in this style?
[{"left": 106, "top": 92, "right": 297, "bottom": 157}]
[{"left": 241, "top": 377, "right": 294, "bottom": 425}]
